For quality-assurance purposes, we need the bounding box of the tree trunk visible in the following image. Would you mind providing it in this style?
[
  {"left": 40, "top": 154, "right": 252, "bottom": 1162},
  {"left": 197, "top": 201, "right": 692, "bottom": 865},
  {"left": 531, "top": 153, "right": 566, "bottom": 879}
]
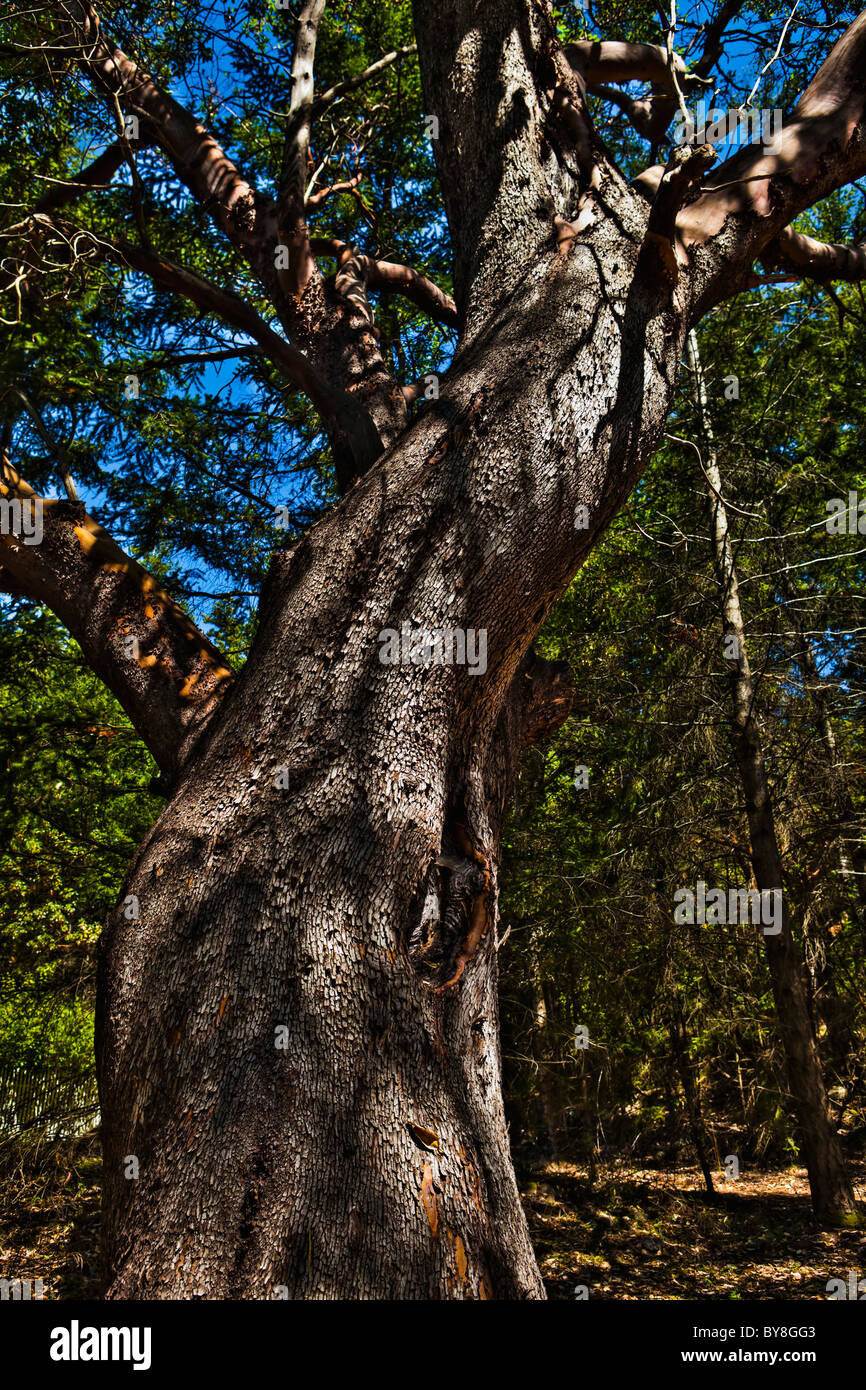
[
  {"left": 667, "top": 1007, "right": 715, "bottom": 1196},
  {"left": 96, "top": 207, "right": 680, "bottom": 1296},
  {"left": 97, "top": 671, "right": 544, "bottom": 1299},
  {"left": 687, "top": 331, "right": 861, "bottom": 1228},
  {"left": 531, "top": 950, "right": 565, "bottom": 1156}
]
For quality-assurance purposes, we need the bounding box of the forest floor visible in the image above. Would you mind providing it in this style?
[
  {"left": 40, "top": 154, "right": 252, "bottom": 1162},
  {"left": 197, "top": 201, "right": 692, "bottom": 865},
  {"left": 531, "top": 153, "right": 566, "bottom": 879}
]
[
  {"left": 1, "top": 1137, "right": 865, "bottom": 1299},
  {"left": 523, "top": 1157, "right": 866, "bottom": 1299}
]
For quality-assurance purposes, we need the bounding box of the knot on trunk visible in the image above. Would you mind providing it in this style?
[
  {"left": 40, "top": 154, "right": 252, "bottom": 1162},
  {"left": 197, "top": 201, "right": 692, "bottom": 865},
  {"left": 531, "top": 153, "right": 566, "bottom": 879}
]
[{"left": 409, "top": 820, "right": 492, "bottom": 990}]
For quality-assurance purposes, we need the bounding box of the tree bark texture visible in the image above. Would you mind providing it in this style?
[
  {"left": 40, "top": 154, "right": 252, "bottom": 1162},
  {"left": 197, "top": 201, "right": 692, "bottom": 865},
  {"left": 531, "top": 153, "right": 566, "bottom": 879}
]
[{"left": 97, "top": 202, "right": 682, "bottom": 1296}]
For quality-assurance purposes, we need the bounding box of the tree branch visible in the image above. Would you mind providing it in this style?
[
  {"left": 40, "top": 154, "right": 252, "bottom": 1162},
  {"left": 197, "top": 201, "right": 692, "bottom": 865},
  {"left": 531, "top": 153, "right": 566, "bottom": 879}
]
[
  {"left": 310, "top": 238, "right": 458, "bottom": 327},
  {"left": 679, "top": 8, "right": 866, "bottom": 315},
  {"left": 106, "top": 235, "right": 382, "bottom": 470},
  {"left": 565, "top": 40, "right": 709, "bottom": 93},
  {"left": 277, "top": 0, "right": 327, "bottom": 294},
  {"left": 761, "top": 225, "right": 866, "bottom": 282},
  {"left": 590, "top": 85, "right": 656, "bottom": 141},
  {"left": 44, "top": 1, "right": 268, "bottom": 267},
  {"left": 691, "top": 0, "right": 747, "bottom": 79},
  {"left": 312, "top": 45, "right": 417, "bottom": 116},
  {"left": 643, "top": 142, "right": 717, "bottom": 283},
  {"left": 363, "top": 256, "right": 459, "bottom": 328},
  {"left": 34, "top": 140, "right": 146, "bottom": 214},
  {"left": 0, "top": 453, "right": 233, "bottom": 780},
  {"left": 305, "top": 174, "right": 363, "bottom": 209},
  {"left": 578, "top": 3, "right": 740, "bottom": 152}
]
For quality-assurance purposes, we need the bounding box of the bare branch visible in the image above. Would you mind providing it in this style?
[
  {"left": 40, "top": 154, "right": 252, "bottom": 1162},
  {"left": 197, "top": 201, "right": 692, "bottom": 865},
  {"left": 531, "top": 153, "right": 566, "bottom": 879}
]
[
  {"left": 566, "top": 40, "right": 709, "bottom": 93},
  {"left": 743, "top": 1, "right": 800, "bottom": 109},
  {"left": 305, "top": 174, "right": 363, "bottom": 209},
  {"left": 363, "top": 256, "right": 459, "bottom": 328},
  {"left": 590, "top": 85, "right": 656, "bottom": 141},
  {"left": 311, "top": 238, "right": 458, "bottom": 327},
  {"left": 278, "top": 0, "right": 327, "bottom": 290},
  {"left": 574, "top": 31, "right": 711, "bottom": 154},
  {"left": 644, "top": 142, "right": 717, "bottom": 283}
]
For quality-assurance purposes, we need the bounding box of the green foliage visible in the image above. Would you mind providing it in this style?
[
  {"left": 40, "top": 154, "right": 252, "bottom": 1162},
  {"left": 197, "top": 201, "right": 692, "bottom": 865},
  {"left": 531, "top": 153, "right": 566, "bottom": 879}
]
[{"left": 0, "top": 606, "right": 161, "bottom": 1073}]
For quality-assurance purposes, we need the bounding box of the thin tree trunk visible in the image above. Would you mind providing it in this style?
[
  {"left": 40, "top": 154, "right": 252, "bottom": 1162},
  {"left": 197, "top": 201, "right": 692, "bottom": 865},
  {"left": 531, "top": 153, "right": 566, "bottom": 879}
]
[
  {"left": 686, "top": 330, "right": 861, "bottom": 1227},
  {"left": 779, "top": 563, "right": 866, "bottom": 917},
  {"left": 667, "top": 1007, "right": 715, "bottom": 1196},
  {"left": 531, "top": 950, "right": 564, "bottom": 1156}
]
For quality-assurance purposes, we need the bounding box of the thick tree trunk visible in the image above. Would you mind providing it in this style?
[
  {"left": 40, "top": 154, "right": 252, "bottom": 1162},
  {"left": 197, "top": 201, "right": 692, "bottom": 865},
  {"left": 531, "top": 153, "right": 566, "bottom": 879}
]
[
  {"left": 688, "top": 332, "right": 861, "bottom": 1228},
  {"left": 96, "top": 208, "right": 680, "bottom": 1297},
  {"left": 97, "top": 673, "right": 543, "bottom": 1299}
]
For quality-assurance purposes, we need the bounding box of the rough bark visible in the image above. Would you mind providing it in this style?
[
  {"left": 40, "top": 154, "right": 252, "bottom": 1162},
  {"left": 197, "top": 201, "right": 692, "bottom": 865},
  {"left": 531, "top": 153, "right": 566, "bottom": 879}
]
[{"left": 97, "top": 202, "right": 673, "bottom": 1295}]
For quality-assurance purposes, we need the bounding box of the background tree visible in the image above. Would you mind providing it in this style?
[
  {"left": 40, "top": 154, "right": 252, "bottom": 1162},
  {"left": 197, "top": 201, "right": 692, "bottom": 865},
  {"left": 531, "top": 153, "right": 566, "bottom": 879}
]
[{"left": 501, "top": 265, "right": 866, "bottom": 1216}]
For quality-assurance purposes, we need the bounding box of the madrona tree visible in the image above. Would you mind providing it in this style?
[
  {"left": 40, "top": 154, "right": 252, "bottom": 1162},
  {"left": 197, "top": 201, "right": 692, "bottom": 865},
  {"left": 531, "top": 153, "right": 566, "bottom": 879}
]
[{"left": 2, "top": 0, "right": 866, "bottom": 1296}]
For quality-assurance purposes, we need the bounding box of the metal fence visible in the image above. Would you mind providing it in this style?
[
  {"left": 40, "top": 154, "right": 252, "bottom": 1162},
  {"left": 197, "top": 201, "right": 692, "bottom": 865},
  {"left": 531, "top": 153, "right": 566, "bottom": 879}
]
[{"left": 0, "top": 1065, "right": 99, "bottom": 1139}]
